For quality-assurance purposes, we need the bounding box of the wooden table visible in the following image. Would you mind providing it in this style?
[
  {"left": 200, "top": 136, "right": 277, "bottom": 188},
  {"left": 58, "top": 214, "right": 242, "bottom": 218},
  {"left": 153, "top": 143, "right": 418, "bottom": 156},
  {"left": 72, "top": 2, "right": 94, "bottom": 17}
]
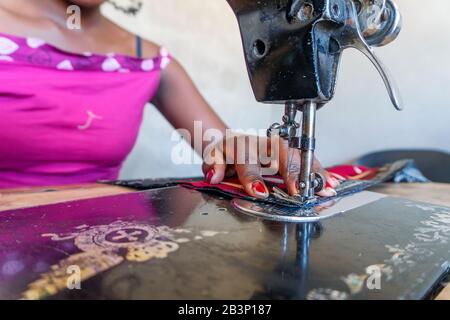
[{"left": 1, "top": 182, "right": 449, "bottom": 300}]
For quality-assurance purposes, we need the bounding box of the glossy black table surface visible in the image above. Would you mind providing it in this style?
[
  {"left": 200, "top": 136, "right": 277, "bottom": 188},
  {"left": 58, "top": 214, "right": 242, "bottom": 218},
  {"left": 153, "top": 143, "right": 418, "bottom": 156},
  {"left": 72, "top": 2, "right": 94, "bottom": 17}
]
[{"left": 0, "top": 186, "right": 449, "bottom": 300}]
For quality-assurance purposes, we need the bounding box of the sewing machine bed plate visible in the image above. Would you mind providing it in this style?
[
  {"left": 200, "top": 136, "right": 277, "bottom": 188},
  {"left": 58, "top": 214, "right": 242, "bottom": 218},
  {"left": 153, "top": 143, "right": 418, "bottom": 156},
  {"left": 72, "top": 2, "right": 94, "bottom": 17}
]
[{"left": 0, "top": 186, "right": 449, "bottom": 300}]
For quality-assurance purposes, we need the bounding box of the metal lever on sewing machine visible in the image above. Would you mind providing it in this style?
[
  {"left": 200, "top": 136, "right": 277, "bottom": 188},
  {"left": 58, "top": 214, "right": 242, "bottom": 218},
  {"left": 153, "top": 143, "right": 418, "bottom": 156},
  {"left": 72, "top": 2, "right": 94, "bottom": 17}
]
[{"left": 338, "top": 0, "right": 403, "bottom": 111}]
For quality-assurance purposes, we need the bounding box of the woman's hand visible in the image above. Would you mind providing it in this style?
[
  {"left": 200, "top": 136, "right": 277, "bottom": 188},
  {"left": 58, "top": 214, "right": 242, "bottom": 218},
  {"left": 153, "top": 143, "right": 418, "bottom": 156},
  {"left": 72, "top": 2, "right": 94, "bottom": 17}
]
[
  {"left": 202, "top": 135, "right": 340, "bottom": 199},
  {"left": 153, "top": 60, "right": 338, "bottom": 198}
]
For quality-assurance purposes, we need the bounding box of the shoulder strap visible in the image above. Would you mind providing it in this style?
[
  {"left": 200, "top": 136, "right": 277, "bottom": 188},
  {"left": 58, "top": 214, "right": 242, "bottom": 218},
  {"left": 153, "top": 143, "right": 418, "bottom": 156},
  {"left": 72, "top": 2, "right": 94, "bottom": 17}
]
[{"left": 136, "top": 35, "right": 143, "bottom": 59}]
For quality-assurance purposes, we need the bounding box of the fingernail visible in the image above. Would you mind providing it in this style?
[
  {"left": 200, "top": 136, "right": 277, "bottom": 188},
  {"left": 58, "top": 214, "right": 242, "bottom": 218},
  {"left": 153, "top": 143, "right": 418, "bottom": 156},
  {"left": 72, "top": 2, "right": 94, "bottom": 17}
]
[
  {"left": 325, "top": 187, "right": 337, "bottom": 197},
  {"left": 294, "top": 179, "right": 300, "bottom": 194},
  {"left": 326, "top": 179, "right": 339, "bottom": 189},
  {"left": 331, "top": 177, "right": 340, "bottom": 187},
  {"left": 252, "top": 181, "right": 268, "bottom": 198},
  {"left": 206, "top": 169, "right": 215, "bottom": 184}
]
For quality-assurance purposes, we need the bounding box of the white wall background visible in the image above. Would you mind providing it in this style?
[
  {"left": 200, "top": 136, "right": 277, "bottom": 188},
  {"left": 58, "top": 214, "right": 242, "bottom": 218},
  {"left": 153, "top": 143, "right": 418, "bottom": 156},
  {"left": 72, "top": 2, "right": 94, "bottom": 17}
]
[{"left": 102, "top": 0, "right": 450, "bottom": 179}]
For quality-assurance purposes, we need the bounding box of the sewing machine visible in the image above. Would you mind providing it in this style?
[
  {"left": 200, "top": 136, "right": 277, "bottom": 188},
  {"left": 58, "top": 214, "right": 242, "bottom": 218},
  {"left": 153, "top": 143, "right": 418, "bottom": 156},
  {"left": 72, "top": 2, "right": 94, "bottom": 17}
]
[{"left": 227, "top": 0, "right": 403, "bottom": 215}]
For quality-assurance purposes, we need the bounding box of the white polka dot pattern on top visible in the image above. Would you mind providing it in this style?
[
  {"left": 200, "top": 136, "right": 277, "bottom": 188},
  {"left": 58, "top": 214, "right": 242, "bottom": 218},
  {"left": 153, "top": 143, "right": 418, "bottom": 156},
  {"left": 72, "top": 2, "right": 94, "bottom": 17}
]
[
  {"left": 0, "top": 32, "right": 173, "bottom": 73},
  {"left": 0, "top": 55, "right": 13, "bottom": 62},
  {"left": 57, "top": 60, "right": 74, "bottom": 71},
  {"left": 159, "top": 47, "right": 171, "bottom": 69},
  {"left": 0, "top": 37, "right": 19, "bottom": 55},
  {"left": 102, "top": 57, "right": 121, "bottom": 72},
  {"left": 26, "top": 37, "right": 46, "bottom": 49},
  {"left": 161, "top": 57, "right": 171, "bottom": 69},
  {"left": 141, "top": 59, "right": 154, "bottom": 71}
]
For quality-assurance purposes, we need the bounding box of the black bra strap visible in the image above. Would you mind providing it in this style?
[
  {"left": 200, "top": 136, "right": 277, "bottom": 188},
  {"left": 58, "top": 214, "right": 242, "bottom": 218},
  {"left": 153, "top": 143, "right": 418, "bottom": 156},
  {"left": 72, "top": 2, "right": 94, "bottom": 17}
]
[{"left": 136, "top": 35, "right": 143, "bottom": 58}]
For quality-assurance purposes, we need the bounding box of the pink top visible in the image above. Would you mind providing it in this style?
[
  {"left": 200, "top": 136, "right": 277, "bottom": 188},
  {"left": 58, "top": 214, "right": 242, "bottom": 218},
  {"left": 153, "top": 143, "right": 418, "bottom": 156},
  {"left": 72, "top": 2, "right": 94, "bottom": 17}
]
[{"left": 0, "top": 31, "right": 171, "bottom": 188}]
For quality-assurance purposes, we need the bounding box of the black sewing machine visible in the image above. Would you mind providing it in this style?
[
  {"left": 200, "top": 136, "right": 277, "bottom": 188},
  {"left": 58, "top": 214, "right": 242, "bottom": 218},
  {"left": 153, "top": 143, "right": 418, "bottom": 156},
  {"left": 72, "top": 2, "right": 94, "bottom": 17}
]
[{"left": 227, "top": 0, "right": 403, "bottom": 218}]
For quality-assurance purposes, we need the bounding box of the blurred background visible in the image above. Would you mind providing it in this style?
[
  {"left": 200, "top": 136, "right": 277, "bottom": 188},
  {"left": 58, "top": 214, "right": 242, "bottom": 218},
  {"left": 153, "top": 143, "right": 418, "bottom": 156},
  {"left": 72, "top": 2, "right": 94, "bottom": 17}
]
[{"left": 102, "top": 0, "right": 450, "bottom": 179}]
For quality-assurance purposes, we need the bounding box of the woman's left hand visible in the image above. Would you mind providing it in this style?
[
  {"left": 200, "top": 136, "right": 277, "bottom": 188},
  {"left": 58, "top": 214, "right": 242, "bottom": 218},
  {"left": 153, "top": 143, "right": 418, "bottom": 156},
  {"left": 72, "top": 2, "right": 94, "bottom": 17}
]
[{"left": 202, "top": 135, "right": 340, "bottom": 199}]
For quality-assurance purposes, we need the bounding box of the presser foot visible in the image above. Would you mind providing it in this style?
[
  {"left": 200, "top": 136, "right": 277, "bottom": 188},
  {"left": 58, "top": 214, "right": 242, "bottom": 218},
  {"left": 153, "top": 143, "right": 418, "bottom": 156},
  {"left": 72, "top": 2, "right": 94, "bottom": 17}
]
[
  {"left": 231, "top": 199, "right": 330, "bottom": 223},
  {"left": 272, "top": 187, "right": 315, "bottom": 206},
  {"left": 231, "top": 190, "right": 387, "bottom": 223},
  {"left": 232, "top": 176, "right": 331, "bottom": 223},
  {"left": 231, "top": 198, "right": 342, "bottom": 223},
  {"left": 295, "top": 172, "right": 327, "bottom": 204}
]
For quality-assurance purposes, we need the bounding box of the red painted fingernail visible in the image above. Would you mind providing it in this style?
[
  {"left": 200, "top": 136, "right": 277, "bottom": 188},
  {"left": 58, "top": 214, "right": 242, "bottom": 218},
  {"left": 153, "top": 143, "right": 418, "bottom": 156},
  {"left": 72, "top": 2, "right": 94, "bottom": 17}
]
[
  {"left": 206, "top": 169, "right": 215, "bottom": 184},
  {"left": 326, "top": 177, "right": 340, "bottom": 189},
  {"left": 252, "top": 181, "right": 268, "bottom": 197},
  {"left": 331, "top": 177, "right": 340, "bottom": 185},
  {"left": 295, "top": 179, "right": 300, "bottom": 194},
  {"left": 326, "top": 187, "right": 337, "bottom": 196}
]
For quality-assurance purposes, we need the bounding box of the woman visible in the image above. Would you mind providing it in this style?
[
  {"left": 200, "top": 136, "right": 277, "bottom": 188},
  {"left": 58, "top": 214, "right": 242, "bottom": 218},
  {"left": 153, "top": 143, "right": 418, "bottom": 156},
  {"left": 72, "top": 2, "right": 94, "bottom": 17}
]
[{"left": 0, "top": 0, "right": 339, "bottom": 198}]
